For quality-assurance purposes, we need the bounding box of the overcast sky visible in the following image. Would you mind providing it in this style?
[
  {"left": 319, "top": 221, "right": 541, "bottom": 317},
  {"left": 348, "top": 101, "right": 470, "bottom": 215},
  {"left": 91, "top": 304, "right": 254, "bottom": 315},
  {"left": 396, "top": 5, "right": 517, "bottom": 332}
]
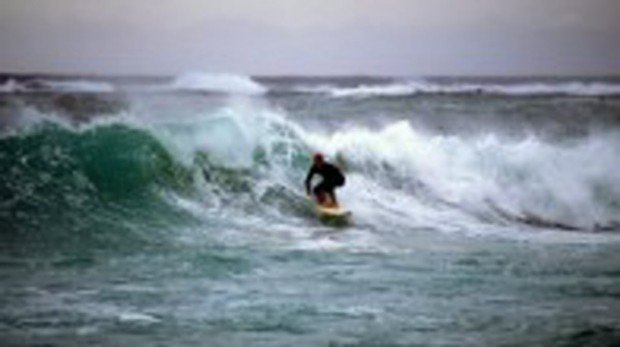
[{"left": 1, "top": 0, "right": 619, "bottom": 76}]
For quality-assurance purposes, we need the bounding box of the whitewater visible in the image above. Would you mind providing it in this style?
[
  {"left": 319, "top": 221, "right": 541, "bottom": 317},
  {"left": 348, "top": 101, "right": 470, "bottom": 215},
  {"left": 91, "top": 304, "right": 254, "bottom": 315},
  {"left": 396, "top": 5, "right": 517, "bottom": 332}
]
[{"left": 1, "top": 72, "right": 620, "bottom": 346}]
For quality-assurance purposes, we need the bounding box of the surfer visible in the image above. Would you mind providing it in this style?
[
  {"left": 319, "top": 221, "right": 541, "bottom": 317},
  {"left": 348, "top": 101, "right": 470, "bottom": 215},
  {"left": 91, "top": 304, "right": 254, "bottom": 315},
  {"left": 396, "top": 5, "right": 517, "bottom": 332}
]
[{"left": 305, "top": 153, "right": 345, "bottom": 207}]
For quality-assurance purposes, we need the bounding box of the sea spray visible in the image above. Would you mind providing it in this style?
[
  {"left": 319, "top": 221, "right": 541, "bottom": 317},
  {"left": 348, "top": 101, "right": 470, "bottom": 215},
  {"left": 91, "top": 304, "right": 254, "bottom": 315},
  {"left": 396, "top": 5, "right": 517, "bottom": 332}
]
[{"left": 306, "top": 121, "right": 620, "bottom": 230}]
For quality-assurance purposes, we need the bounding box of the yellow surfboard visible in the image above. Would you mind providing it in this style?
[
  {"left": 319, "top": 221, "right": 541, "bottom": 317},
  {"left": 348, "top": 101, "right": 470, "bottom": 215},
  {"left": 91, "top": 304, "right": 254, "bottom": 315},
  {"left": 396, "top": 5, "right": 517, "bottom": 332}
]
[{"left": 315, "top": 204, "right": 352, "bottom": 225}]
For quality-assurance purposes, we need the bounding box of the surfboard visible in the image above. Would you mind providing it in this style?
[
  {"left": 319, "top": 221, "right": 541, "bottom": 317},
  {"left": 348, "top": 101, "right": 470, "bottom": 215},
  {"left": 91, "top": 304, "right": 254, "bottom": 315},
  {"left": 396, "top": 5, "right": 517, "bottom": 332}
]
[{"left": 315, "top": 204, "right": 351, "bottom": 225}]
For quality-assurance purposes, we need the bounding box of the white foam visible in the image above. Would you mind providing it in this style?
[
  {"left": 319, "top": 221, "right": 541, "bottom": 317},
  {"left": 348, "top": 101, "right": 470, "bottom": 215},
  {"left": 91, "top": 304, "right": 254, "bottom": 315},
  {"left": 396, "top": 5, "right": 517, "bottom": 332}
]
[
  {"left": 300, "top": 80, "right": 620, "bottom": 98},
  {"left": 292, "top": 84, "right": 339, "bottom": 94},
  {"left": 306, "top": 121, "right": 620, "bottom": 231},
  {"left": 330, "top": 82, "right": 424, "bottom": 98},
  {"left": 118, "top": 312, "right": 160, "bottom": 324},
  {"left": 170, "top": 71, "right": 267, "bottom": 95}
]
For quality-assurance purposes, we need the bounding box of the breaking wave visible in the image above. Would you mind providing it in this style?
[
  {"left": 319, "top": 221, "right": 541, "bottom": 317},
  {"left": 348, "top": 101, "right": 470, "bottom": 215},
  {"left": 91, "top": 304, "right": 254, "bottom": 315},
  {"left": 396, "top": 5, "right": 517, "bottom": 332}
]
[
  {"left": 308, "top": 121, "right": 620, "bottom": 231},
  {"left": 2, "top": 98, "right": 618, "bottom": 250},
  {"left": 170, "top": 72, "right": 267, "bottom": 95},
  {"left": 294, "top": 80, "right": 620, "bottom": 98},
  {"left": 0, "top": 72, "right": 268, "bottom": 95}
]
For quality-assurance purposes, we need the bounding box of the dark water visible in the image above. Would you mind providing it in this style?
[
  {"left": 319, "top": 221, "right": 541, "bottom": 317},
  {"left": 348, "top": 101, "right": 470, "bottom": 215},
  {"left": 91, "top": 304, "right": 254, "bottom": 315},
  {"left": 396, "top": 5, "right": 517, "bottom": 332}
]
[{"left": 1, "top": 73, "right": 620, "bottom": 346}]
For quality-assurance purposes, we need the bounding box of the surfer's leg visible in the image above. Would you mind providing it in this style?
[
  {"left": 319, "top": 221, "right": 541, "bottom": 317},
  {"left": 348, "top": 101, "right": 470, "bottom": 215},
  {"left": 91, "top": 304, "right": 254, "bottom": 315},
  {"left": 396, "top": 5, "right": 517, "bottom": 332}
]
[
  {"left": 325, "top": 185, "right": 338, "bottom": 207},
  {"left": 327, "top": 192, "right": 337, "bottom": 207},
  {"left": 313, "top": 184, "right": 326, "bottom": 204}
]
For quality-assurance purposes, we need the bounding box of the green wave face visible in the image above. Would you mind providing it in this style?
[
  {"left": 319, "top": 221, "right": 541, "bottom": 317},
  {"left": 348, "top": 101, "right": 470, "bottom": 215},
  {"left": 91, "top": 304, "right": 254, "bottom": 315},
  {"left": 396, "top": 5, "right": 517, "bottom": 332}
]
[{"left": 0, "top": 122, "right": 197, "bottom": 254}]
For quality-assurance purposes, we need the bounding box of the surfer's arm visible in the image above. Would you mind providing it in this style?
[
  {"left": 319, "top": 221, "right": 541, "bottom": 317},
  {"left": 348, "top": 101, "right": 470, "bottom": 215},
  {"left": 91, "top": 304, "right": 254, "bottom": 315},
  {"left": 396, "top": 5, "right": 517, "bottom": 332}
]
[{"left": 305, "top": 166, "right": 316, "bottom": 195}]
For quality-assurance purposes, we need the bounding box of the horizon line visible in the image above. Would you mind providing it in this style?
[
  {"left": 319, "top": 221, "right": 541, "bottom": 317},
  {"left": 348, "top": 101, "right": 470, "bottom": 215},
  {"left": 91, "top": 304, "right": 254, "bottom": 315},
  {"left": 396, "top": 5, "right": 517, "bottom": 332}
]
[{"left": 1, "top": 70, "right": 620, "bottom": 80}]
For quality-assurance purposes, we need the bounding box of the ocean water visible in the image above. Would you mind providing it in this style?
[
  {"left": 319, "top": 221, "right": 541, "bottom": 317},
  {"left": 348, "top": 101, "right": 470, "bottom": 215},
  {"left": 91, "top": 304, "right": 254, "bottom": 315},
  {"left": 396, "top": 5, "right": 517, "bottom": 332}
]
[{"left": 1, "top": 72, "right": 620, "bottom": 346}]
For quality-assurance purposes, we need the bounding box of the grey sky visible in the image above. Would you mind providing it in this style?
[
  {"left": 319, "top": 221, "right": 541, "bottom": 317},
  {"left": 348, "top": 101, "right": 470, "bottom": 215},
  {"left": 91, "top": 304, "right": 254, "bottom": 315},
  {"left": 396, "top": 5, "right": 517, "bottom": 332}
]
[{"left": 1, "top": 0, "right": 619, "bottom": 75}]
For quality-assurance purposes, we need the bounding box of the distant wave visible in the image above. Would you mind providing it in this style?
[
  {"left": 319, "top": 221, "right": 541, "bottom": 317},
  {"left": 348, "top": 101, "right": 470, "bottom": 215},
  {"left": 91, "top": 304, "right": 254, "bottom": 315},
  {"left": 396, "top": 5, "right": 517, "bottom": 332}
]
[
  {"left": 0, "top": 73, "right": 266, "bottom": 95},
  {"left": 293, "top": 80, "right": 620, "bottom": 98},
  {"left": 170, "top": 72, "right": 267, "bottom": 95},
  {"left": 0, "top": 78, "right": 115, "bottom": 93},
  {"left": 0, "top": 79, "right": 26, "bottom": 93},
  {"left": 39, "top": 80, "right": 115, "bottom": 93}
]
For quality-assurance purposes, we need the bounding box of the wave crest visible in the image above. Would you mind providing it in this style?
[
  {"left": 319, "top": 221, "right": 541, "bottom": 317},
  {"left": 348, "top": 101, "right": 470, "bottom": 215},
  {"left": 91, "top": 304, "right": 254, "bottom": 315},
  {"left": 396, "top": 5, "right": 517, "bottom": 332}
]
[
  {"left": 170, "top": 72, "right": 267, "bottom": 95},
  {"left": 295, "top": 80, "right": 620, "bottom": 98}
]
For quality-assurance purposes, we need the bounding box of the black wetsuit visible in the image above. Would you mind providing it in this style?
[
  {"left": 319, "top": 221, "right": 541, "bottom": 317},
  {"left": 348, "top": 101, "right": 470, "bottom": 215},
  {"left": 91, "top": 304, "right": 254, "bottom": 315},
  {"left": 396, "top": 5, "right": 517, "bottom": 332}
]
[{"left": 305, "top": 162, "right": 345, "bottom": 203}]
